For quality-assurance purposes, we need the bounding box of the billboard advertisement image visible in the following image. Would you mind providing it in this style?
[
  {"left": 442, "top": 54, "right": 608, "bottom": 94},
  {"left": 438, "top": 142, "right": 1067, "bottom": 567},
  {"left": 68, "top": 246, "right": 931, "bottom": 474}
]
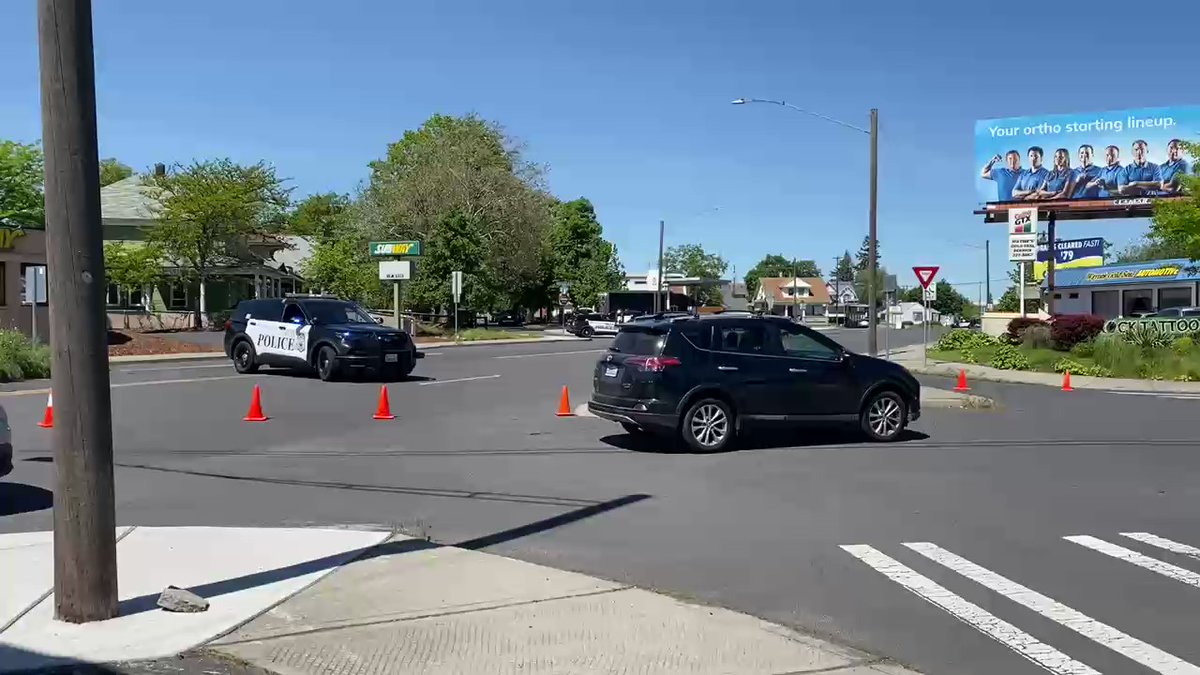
[
  {"left": 975, "top": 106, "right": 1200, "bottom": 220},
  {"left": 1033, "top": 237, "right": 1105, "bottom": 281}
]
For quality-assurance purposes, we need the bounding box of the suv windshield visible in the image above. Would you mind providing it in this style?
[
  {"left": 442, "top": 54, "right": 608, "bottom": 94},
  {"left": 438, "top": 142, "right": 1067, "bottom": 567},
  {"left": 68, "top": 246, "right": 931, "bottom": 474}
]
[
  {"left": 305, "top": 301, "right": 375, "bottom": 325},
  {"left": 612, "top": 328, "right": 665, "bottom": 355}
]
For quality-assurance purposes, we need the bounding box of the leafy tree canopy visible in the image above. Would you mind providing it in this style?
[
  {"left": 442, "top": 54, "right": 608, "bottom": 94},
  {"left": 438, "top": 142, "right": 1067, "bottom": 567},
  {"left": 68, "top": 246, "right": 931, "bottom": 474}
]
[
  {"left": 744, "top": 254, "right": 820, "bottom": 300},
  {"left": 546, "top": 198, "right": 624, "bottom": 309},
  {"left": 99, "top": 158, "right": 133, "bottom": 187},
  {"left": 663, "top": 243, "right": 728, "bottom": 305},
  {"left": 0, "top": 140, "right": 44, "bottom": 226},
  {"left": 289, "top": 192, "right": 351, "bottom": 241},
  {"left": 1150, "top": 140, "right": 1200, "bottom": 261},
  {"left": 854, "top": 235, "right": 881, "bottom": 272},
  {"left": 835, "top": 251, "right": 854, "bottom": 282}
]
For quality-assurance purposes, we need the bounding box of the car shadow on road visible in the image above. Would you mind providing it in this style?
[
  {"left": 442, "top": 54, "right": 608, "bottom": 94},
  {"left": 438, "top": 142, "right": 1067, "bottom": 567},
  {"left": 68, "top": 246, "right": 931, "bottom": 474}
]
[
  {"left": 0, "top": 481, "right": 53, "bottom": 516},
  {"left": 256, "top": 368, "right": 435, "bottom": 384},
  {"left": 599, "top": 427, "right": 929, "bottom": 454}
]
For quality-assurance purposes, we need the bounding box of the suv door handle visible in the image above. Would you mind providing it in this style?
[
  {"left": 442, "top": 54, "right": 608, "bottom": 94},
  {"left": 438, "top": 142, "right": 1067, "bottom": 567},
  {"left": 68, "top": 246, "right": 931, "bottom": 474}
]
[
  {"left": 277, "top": 325, "right": 287, "bottom": 330},
  {"left": 789, "top": 368, "right": 807, "bottom": 373},
  {"left": 717, "top": 365, "right": 738, "bottom": 371}
]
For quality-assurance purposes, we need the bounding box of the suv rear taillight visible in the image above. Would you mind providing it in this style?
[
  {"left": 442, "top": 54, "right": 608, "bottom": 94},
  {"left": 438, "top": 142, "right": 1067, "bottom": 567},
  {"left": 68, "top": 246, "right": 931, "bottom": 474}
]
[
  {"left": 626, "top": 356, "right": 681, "bottom": 372},
  {"left": 224, "top": 319, "right": 232, "bottom": 331}
]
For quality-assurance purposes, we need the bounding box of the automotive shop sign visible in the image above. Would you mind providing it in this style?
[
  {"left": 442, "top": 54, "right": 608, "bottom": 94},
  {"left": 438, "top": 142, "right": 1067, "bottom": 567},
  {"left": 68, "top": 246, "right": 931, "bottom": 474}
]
[{"left": 1103, "top": 317, "right": 1200, "bottom": 336}]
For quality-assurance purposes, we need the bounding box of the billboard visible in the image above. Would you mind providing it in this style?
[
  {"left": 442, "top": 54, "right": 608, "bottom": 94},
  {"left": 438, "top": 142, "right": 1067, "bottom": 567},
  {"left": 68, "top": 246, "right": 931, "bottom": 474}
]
[
  {"left": 1033, "top": 237, "right": 1104, "bottom": 281},
  {"left": 975, "top": 106, "right": 1200, "bottom": 221}
]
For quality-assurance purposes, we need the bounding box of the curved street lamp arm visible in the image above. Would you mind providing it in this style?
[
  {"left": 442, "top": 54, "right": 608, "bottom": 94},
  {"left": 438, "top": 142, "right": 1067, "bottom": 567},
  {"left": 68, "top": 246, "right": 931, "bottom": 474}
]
[{"left": 734, "top": 98, "right": 869, "bottom": 135}]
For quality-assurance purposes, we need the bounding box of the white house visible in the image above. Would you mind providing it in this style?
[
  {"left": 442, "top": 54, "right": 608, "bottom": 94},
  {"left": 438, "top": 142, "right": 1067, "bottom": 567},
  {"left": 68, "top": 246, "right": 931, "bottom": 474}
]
[{"left": 889, "top": 301, "right": 939, "bottom": 326}]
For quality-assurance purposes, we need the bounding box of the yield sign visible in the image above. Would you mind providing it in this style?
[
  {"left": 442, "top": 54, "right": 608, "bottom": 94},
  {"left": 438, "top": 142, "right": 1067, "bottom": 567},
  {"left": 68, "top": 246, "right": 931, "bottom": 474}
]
[{"left": 913, "top": 266, "right": 939, "bottom": 289}]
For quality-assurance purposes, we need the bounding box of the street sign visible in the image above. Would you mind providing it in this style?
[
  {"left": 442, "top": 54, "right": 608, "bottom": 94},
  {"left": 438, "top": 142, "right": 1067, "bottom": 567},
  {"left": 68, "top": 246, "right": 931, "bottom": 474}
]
[
  {"left": 378, "top": 260, "right": 411, "bottom": 281},
  {"left": 451, "top": 270, "right": 464, "bottom": 303},
  {"left": 912, "top": 266, "right": 939, "bottom": 289},
  {"left": 369, "top": 241, "right": 422, "bottom": 257},
  {"left": 923, "top": 284, "right": 937, "bottom": 302},
  {"left": 1009, "top": 234, "right": 1037, "bottom": 261},
  {"left": 1008, "top": 207, "right": 1036, "bottom": 234}
]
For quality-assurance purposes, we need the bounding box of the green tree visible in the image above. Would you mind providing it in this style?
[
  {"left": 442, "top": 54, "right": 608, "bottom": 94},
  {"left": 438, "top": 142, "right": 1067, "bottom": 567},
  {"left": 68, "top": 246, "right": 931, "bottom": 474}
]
[
  {"left": 663, "top": 243, "right": 729, "bottom": 305},
  {"left": 99, "top": 158, "right": 133, "bottom": 187},
  {"left": 289, "top": 192, "right": 351, "bottom": 240},
  {"left": 854, "top": 265, "right": 889, "bottom": 309},
  {"left": 0, "top": 140, "right": 44, "bottom": 226},
  {"left": 359, "top": 114, "right": 551, "bottom": 309},
  {"left": 103, "top": 242, "right": 164, "bottom": 327},
  {"left": 407, "top": 211, "right": 485, "bottom": 311},
  {"left": 147, "top": 159, "right": 291, "bottom": 327},
  {"left": 900, "top": 282, "right": 969, "bottom": 316},
  {"left": 302, "top": 238, "right": 379, "bottom": 303},
  {"left": 546, "top": 198, "right": 624, "bottom": 309},
  {"left": 744, "top": 254, "right": 821, "bottom": 301},
  {"left": 854, "top": 235, "right": 881, "bottom": 272},
  {"left": 1113, "top": 237, "right": 1189, "bottom": 262},
  {"left": 1150, "top": 140, "right": 1200, "bottom": 260},
  {"left": 835, "top": 251, "right": 854, "bottom": 282}
]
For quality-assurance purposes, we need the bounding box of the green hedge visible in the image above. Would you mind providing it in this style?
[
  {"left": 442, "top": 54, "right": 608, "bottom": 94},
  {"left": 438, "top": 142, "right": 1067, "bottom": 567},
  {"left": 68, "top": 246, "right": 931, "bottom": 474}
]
[{"left": 0, "top": 330, "right": 51, "bottom": 382}]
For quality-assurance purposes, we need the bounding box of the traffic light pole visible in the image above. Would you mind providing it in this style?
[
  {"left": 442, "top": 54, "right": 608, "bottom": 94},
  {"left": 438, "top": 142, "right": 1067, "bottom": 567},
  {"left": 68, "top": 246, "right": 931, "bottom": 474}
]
[{"left": 38, "top": 0, "right": 119, "bottom": 623}]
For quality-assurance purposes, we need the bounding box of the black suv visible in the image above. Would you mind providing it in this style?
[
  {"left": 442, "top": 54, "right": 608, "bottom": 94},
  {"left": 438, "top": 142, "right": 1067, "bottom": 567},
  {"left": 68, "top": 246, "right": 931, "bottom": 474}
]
[
  {"left": 588, "top": 315, "right": 920, "bottom": 450},
  {"left": 224, "top": 296, "right": 421, "bottom": 381}
]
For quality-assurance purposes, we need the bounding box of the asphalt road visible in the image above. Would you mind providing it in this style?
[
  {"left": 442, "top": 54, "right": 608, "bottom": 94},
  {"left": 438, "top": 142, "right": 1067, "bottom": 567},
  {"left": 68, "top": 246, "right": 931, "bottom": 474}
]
[{"left": 3, "top": 332, "right": 1198, "bottom": 674}]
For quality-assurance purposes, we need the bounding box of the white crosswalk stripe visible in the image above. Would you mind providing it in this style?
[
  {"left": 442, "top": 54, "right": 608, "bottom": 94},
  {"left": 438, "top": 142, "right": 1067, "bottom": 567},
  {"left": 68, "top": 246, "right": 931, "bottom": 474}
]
[
  {"left": 842, "top": 534, "right": 1200, "bottom": 674},
  {"left": 840, "top": 545, "right": 1099, "bottom": 675}
]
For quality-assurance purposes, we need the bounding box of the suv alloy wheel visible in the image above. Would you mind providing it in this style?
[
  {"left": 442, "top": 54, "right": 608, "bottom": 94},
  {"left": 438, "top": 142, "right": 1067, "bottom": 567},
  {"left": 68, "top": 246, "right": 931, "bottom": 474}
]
[
  {"left": 861, "top": 390, "right": 907, "bottom": 442},
  {"left": 681, "top": 398, "right": 733, "bottom": 452},
  {"left": 232, "top": 340, "right": 259, "bottom": 374}
]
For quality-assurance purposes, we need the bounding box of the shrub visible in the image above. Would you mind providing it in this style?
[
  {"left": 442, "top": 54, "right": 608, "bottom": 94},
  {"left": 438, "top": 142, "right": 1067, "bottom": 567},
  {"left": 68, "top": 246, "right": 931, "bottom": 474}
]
[
  {"left": 1021, "top": 324, "right": 1054, "bottom": 349},
  {"left": 1052, "top": 357, "right": 1112, "bottom": 378},
  {"left": 1051, "top": 314, "right": 1104, "bottom": 350},
  {"left": 0, "top": 330, "right": 51, "bottom": 382},
  {"left": 1172, "top": 336, "right": 1195, "bottom": 355},
  {"left": 1093, "top": 334, "right": 1141, "bottom": 373},
  {"left": 959, "top": 348, "right": 978, "bottom": 364},
  {"left": 1005, "top": 317, "right": 1048, "bottom": 343},
  {"left": 990, "top": 344, "right": 1030, "bottom": 370},
  {"left": 936, "top": 329, "right": 997, "bottom": 351},
  {"left": 1070, "top": 339, "right": 1096, "bottom": 358},
  {"left": 1122, "top": 321, "right": 1172, "bottom": 350}
]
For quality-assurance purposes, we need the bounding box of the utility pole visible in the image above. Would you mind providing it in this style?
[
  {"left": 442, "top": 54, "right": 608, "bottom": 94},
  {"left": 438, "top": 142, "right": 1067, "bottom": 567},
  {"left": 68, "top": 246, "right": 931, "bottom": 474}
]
[
  {"left": 867, "top": 108, "right": 879, "bottom": 355},
  {"left": 656, "top": 220, "right": 665, "bottom": 313},
  {"left": 38, "top": 0, "right": 118, "bottom": 623},
  {"left": 833, "top": 255, "right": 840, "bottom": 326},
  {"left": 984, "top": 239, "right": 991, "bottom": 308}
]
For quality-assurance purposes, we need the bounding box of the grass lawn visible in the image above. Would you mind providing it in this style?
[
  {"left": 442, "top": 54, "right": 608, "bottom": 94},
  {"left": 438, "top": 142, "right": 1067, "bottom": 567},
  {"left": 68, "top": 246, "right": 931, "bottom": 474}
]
[
  {"left": 930, "top": 341, "right": 1200, "bottom": 381},
  {"left": 928, "top": 346, "right": 1086, "bottom": 373},
  {"left": 455, "top": 328, "right": 539, "bottom": 342}
]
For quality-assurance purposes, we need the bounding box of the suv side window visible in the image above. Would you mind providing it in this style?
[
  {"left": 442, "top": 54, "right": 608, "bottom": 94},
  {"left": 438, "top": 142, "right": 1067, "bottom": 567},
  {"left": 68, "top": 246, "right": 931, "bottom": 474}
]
[
  {"left": 677, "top": 323, "right": 711, "bottom": 350},
  {"left": 238, "top": 299, "right": 281, "bottom": 322},
  {"left": 776, "top": 323, "right": 840, "bottom": 361},
  {"left": 715, "top": 323, "right": 771, "bottom": 355},
  {"left": 282, "top": 303, "right": 307, "bottom": 325}
]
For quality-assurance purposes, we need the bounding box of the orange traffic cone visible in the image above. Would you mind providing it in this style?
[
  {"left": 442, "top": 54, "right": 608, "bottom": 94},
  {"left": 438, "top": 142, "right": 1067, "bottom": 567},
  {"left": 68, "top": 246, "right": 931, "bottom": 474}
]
[
  {"left": 37, "top": 392, "right": 53, "bottom": 428},
  {"left": 1061, "top": 371, "right": 1074, "bottom": 392},
  {"left": 556, "top": 386, "right": 575, "bottom": 417},
  {"left": 954, "top": 369, "right": 970, "bottom": 392},
  {"left": 243, "top": 384, "right": 268, "bottom": 422},
  {"left": 373, "top": 385, "right": 396, "bottom": 420}
]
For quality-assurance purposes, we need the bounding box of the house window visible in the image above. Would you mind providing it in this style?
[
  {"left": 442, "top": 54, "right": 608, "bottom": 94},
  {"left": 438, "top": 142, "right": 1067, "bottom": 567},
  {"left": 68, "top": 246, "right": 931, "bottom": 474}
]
[
  {"left": 1068, "top": 292, "right": 1079, "bottom": 299},
  {"left": 107, "top": 284, "right": 121, "bottom": 306},
  {"left": 168, "top": 283, "right": 187, "bottom": 310},
  {"left": 0, "top": 262, "right": 6, "bottom": 307},
  {"left": 129, "top": 286, "right": 145, "bottom": 309}
]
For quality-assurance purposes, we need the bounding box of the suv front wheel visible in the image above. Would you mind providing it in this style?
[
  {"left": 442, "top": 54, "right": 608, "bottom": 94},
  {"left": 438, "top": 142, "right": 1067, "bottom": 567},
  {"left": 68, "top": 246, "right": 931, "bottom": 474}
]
[
  {"left": 681, "top": 398, "right": 734, "bottom": 452},
  {"left": 861, "top": 390, "right": 907, "bottom": 442},
  {"left": 315, "top": 345, "right": 340, "bottom": 382}
]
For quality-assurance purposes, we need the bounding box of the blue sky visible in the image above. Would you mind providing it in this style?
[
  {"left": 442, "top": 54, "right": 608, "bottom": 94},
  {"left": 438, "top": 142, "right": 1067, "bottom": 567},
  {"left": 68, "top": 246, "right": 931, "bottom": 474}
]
[{"left": 2, "top": 1, "right": 1198, "bottom": 297}]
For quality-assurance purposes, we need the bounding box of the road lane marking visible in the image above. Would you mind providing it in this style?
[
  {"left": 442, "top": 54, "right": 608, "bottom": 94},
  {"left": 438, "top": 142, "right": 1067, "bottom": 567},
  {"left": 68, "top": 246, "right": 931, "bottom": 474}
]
[
  {"left": 840, "top": 545, "right": 1098, "bottom": 675},
  {"left": 418, "top": 374, "right": 501, "bottom": 386},
  {"left": 119, "top": 363, "right": 233, "bottom": 373},
  {"left": 1121, "top": 533, "right": 1200, "bottom": 561},
  {"left": 493, "top": 349, "right": 607, "bottom": 360},
  {"left": 1066, "top": 535, "right": 1200, "bottom": 590},
  {"left": 0, "top": 374, "right": 248, "bottom": 397},
  {"left": 905, "top": 542, "right": 1200, "bottom": 674}
]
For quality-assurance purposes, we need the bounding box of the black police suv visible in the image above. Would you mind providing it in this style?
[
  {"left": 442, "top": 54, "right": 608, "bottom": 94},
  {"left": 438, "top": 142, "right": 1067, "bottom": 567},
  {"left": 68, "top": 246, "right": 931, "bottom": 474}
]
[
  {"left": 588, "top": 314, "right": 920, "bottom": 451},
  {"left": 224, "top": 296, "right": 421, "bottom": 381}
]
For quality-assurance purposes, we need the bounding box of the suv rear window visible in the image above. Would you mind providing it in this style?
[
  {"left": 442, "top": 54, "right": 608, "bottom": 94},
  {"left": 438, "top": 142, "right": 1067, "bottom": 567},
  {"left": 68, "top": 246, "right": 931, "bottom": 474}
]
[{"left": 612, "top": 328, "right": 665, "bottom": 355}]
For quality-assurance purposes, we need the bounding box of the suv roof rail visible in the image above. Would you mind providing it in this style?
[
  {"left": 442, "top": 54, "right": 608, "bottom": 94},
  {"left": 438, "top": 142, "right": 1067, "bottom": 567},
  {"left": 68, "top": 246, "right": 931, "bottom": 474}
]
[{"left": 284, "top": 293, "right": 341, "bottom": 299}]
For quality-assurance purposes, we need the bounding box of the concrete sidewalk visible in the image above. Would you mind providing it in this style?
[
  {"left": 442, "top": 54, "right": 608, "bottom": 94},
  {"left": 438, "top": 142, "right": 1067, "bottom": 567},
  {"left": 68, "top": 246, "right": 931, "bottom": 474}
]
[{"left": 890, "top": 344, "right": 1200, "bottom": 393}]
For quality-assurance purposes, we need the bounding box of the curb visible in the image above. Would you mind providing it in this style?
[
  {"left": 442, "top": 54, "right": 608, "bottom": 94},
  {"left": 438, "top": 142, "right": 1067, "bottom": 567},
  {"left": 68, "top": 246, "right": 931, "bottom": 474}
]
[
  {"left": 110, "top": 351, "right": 225, "bottom": 364},
  {"left": 417, "top": 335, "right": 590, "bottom": 350}
]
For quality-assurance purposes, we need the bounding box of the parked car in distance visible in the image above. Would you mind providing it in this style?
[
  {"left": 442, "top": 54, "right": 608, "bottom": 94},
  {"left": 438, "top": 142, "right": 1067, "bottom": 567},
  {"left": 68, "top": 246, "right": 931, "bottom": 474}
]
[
  {"left": 224, "top": 295, "right": 422, "bottom": 382},
  {"left": 0, "top": 404, "right": 11, "bottom": 478},
  {"left": 566, "top": 312, "right": 620, "bottom": 338},
  {"left": 493, "top": 310, "right": 526, "bottom": 326},
  {"left": 588, "top": 314, "right": 920, "bottom": 451},
  {"left": 1148, "top": 307, "right": 1200, "bottom": 318}
]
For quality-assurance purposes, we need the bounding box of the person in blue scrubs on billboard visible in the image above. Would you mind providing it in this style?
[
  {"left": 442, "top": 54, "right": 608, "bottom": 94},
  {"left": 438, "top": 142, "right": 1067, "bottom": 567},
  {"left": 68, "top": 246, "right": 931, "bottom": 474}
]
[
  {"left": 980, "top": 150, "right": 1022, "bottom": 201},
  {"left": 1011, "top": 146, "right": 1049, "bottom": 200},
  {"left": 1031, "top": 148, "right": 1074, "bottom": 200},
  {"left": 1071, "top": 145, "right": 1104, "bottom": 198},
  {"left": 1089, "top": 145, "right": 1126, "bottom": 197},
  {"left": 1159, "top": 139, "right": 1191, "bottom": 195},
  {"left": 1119, "top": 140, "right": 1161, "bottom": 196}
]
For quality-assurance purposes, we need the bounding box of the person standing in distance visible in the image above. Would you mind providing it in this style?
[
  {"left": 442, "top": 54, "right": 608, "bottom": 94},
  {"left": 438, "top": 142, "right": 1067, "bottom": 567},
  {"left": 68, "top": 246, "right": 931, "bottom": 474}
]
[
  {"left": 1119, "top": 139, "right": 1161, "bottom": 196},
  {"left": 1158, "top": 139, "right": 1191, "bottom": 195},
  {"left": 1071, "top": 144, "right": 1104, "bottom": 199},
  {"left": 1032, "top": 148, "right": 1073, "bottom": 200},
  {"left": 1012, "top": 146, "right": 1050, "bottom": 200},
  {"left": 981, "top": 150, "right": 1022, "bottom": 201},
  {"left": 1090, "top": 145, "right": 1126, "bottom": 198}
]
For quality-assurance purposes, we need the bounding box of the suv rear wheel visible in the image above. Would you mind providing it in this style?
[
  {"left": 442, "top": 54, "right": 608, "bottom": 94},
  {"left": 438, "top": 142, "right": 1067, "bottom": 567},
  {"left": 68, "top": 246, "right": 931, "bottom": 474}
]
[
  {"left": 579, "top": 324, "right": 594, "bottom": 338},
  {"left": 861, "top": 390, "right": 907, "bottom": 442},
  {"left": 681, "top": 398, "right": 733, "bottom": 452},
  {"left": 232, "top": 340, "right": 259, "bottom": 374}
]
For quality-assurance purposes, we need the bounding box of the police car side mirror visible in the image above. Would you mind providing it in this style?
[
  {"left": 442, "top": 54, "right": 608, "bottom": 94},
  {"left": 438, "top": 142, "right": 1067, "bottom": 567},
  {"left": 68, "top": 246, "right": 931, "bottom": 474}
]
[{"left": 375, "top": 316, "right": 384, "bottom": 324}]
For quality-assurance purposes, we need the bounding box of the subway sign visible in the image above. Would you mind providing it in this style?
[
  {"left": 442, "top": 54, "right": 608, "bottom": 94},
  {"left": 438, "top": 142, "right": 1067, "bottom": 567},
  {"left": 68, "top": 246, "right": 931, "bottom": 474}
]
[{"left": 369, "top": 241, "right": 422, "bottom": 257}]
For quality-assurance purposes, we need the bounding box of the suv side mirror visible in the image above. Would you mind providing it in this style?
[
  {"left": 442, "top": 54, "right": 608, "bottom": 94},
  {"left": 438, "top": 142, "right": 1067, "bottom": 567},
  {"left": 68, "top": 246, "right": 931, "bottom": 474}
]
[{"left": 375, "top": 316, "right": 384, "bottom": 324}]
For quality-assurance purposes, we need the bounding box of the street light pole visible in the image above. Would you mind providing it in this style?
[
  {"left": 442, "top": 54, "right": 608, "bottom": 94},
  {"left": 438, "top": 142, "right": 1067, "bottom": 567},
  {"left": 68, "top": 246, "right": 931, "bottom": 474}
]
[
  {"left": 37, "top": 0, "right": 118, "bottom": 623},
  {"left": 656, "top": 220, "right": 665, "bottom": 313},
  {"left": 731, "top": 98, "right": 878, "bottom": 354}
]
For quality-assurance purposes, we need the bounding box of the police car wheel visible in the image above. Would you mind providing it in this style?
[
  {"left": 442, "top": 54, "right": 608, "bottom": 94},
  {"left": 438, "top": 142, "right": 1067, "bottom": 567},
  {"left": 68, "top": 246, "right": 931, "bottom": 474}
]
[
  {"left": 232, "top": 340, "right": 258, "bottom": 374},
  {"left": 579, "top": 325, "right": 594, "bottom": 338},
  {"left": 316, "top": 345, "right": 339, "bottom": 381}
]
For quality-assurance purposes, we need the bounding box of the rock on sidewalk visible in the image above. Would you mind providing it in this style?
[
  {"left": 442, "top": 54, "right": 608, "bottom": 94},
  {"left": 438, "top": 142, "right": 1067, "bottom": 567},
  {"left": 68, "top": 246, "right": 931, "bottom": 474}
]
[{"left": 158, "top": 586, "right": 210, "bottom": 613}]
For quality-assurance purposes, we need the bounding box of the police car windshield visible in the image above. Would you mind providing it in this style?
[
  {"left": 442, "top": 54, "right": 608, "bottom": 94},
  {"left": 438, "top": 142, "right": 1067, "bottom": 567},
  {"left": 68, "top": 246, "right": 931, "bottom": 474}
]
[{"left": 306, "top": 301, "right": 375, "bottom": 325}]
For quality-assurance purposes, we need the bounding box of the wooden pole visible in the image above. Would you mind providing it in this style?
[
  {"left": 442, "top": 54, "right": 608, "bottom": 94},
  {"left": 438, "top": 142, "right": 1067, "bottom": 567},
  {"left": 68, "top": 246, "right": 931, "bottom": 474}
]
[{"left": 37, "top": 0, "right": 118, "bottom": 623}]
